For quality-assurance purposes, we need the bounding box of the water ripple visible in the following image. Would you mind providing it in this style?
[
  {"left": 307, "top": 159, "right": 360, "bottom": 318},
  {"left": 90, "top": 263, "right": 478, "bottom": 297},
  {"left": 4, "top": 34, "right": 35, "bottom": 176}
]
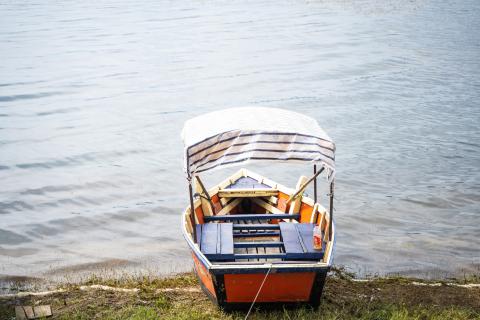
[{"left": 0, "top": 0, "right": 479, "bottom": 280}]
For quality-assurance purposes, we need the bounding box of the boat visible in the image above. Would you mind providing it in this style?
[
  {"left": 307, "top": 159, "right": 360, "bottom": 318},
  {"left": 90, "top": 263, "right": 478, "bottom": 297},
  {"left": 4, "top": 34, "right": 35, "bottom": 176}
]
[{"left": 181, "top": 107, "right": 336, "bottom": 310}]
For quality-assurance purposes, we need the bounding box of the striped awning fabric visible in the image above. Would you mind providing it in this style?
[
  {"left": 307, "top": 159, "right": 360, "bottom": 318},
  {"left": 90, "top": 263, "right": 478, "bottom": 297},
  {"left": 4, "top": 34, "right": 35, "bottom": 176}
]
[{"left": 181, "top": 107, "right": 335, "bottom": 178}]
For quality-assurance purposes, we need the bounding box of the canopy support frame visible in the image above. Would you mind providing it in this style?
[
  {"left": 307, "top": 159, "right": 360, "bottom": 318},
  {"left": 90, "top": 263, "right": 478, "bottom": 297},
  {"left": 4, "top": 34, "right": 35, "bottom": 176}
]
[
  {"left": 187, "top": 154, "right": 197, "bottom": 244},
  {"left": 329, "top": 180, "right": 334, "bottom": 241},
  {"left": 188, "top": 181, "right": 197, "bottom": 244}
]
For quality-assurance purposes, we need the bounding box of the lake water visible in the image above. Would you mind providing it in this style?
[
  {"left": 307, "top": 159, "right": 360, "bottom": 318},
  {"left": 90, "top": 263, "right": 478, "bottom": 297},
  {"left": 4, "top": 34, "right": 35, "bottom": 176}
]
[{"left": 1, "top": 0, "right": 479, "bottom": 285}]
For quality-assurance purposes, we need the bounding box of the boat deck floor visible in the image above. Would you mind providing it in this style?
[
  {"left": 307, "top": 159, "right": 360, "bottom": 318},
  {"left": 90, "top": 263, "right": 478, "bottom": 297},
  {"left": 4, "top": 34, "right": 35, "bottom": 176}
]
[{"left": 197, "top": 218, "right": 324, "bottom": 263}]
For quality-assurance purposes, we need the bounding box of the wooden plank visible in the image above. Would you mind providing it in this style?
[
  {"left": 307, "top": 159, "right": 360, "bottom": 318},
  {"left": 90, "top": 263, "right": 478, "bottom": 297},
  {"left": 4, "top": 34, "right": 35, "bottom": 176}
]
[
  {"left": 323, "top": 240, "right": 332, "bottom": 263},
  {"left": 200, "top": 223, "right": 218, "bottom": 257},
  {"left": 279, "top": 223, "right": 304, "bottom": 257},
  {"left": 243, "top": 170, "right": 264, "bottom": 183},
  {"left": 234, "top": 241, "right": 283, "bottom": 248},
  {"left": 233, "top": 224, "right": 279, "bottom": 230},
  {"left": 15, "top": 305, "right": 52, "bottom": 319},
  {"left": 297, "top": 223, "right": 323, "bottom": 254},
  {"left": 204, "top": 213, "right": 300, "bottom": 222},
  {"left": 185, "top": 213, "right": 193, "bottom": 233},
  {"left": 310, "top": 204, "right": 319, "bottom": 223},
  {"left": 234, "top": 253, "right": 286, "bottom": 259},
  {"left": 197, "top": 223, "right": 234, "bottom": 261},
  {"left": 261, "top": 177, "right": 278, "bottom": 188},
  {"left": 233, "top": 231, "right": 280, "bottom": 237},
  {"left": 33, "top": 305, "right": 53, "bottom": 318},
  {"left": 251, "top": 198, "right": 285, "bottom": 215},
  {"left": 216, "top": 198, "right": 242, "bottom": 216},
  {"left": 220, "top": 223, "right": 234, "bottom": 256},
  {"left": 323, "top": 216, "right": 330, "bottom": 241},
  {"left": 218, "top": 189, "right": 278, "bottom": 198},
  {"left": 263, "top": 196, "right": 278, "bottom": 205},
  {"left": 212, "top": 201, "right": 223, "bottom": 214},
  {"left": 230, "top": 169, "right": 245, "bottom": 182},
  {"left": 279, "top": 223, "right": 323, "bottom": 260},
  {"left": 219, "top": 197, "right": 229, "bottom": 206},
  {"left": 317, "top": 211, "right": 325, "bottom": 229},
  {"left": 289, "top": 176, "right": 308, "bottom": 215},
  {"left": 15, "top": 306, "right": 34, "bottom": 320},
  {"left": 287, "top": 167, "right": 325, "bottom": 204},
  {"left": 195, "top": 177, "right": 213, "bottom": 216},
  {"left": 216, "top": 169, "right": 245, "bottom": 190}
]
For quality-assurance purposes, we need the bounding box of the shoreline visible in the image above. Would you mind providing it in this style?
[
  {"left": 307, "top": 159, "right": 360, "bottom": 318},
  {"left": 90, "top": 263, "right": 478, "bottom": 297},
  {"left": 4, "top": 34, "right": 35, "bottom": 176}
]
[
  {"left": 1, "top": 268, "right": 479, "bottom": 319},
  {"left": 2, "top": 262, "right": 479, "bottom": 294}
]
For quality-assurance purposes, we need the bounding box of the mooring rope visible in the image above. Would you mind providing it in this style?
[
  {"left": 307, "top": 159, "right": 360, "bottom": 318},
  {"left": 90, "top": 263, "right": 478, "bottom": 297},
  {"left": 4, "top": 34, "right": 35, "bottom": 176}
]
[{"left": 244, "top": 264, "right": 273, "bottom": 320}]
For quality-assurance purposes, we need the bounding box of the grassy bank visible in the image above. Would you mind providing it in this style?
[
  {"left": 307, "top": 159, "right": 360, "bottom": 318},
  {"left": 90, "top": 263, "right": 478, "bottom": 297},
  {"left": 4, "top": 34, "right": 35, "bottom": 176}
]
[{"left": 1, "top": 269, "right": 479, "bottom": 320}]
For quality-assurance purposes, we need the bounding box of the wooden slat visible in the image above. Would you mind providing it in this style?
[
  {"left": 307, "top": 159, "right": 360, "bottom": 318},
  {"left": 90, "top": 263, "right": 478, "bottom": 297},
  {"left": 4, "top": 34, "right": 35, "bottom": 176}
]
[
  {"left": 287, "top": 167, "right": 325, "bottom": 204},
  {"left": 251, "top": 198, "right": 286, "bottom": 215},
  {"left": 263, "top": 196, "right": 278, "bottom": 205},
  {"left": 201, "top": 224, "right": 218, "bottom": 256},
  {"left": 279, "top": 223, "right": 323, "bottom": 260},
  {"left": 216, "top": 198, "right": 242, "bottom": 216},
  {"left": 289, "top": 176, "right": 308, "bottom": 215},
  {"left": 323, "top": 240, "right": 332, "bottom": 263},
  {"left": 323, "top": 216, "right": 330, "bottom": 241},
  {"left": 234, "top": 241, "right": 283, "bottom": 248},
  {"left": 233, "top": 224, "right": 280, "bottom": 230},
  {"left": 310, "top": 204, "right": 319, "bottom": 223},
  {"left": 233, "top": 231, "right": 280, "bottom": 238},
  {"left": 219, "top": 197, "right": 229, "bottom": 206},
  {"left": 317, "top": 211, "right": 325, "bottom": 229},
  {"left": 218, "top": 189, "right": 278, "bottom": 198},
  {"left": 193, "top": 207, "right": 199, "bottom": 224},
  {"left": 234, "top": 253, "right": 286, "bottom": 259},
  {"left": 198, "top": 223, "right": 234, "bottom": 261},
  {"left": 185, "top": 213, "right": 193, "bottom": 233},
  {"left": 279, "top": 223, "right": 304, "bottom": 256},
  {"left": 220, "top": 223, "right": 234, "bottom": 256},
  {"left": 296, "top": 223, "right": 322, "bottom": 253},
  {"left": 204, "top": 213, "right": 300, "bottom": 222},
  {"left": 14, "top": 305, "right": 52, "bottom": 319}
]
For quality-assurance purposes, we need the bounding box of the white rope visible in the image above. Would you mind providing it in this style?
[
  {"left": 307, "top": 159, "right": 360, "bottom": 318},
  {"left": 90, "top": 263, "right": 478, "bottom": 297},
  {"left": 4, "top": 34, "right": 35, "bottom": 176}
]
[{"left": 244, "top": 264, "right": 273, "bottom": 320}]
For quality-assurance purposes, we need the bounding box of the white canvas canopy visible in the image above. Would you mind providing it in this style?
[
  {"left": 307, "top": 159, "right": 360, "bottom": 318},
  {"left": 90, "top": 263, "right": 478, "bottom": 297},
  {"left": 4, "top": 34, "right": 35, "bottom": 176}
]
[{"left": 182, "top": 107, "right": 335, "bottom": 178}]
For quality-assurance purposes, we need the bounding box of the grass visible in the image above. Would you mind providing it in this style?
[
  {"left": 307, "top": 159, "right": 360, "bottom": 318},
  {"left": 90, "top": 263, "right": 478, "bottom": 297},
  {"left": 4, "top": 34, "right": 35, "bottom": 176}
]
[{"left": 1, "top": 269, "right": 479, "bottom": 320}]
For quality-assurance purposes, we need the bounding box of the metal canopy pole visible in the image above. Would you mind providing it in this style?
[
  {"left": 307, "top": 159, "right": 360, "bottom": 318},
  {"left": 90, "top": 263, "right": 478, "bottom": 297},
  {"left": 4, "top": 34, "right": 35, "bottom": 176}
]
[
  {"left": 185, "top": 149, "right": 197, "bottom": 243},
  {"left": 329, "top": 179, "right": 334, "bottom": 241},
  {"left": 186, "top": 150, "right": 197, "bottom": 244},
  {"left": 313, "top": 165, "right": 318, "bottom": 203},
  {"left": 188, "top": 179, "right": 197, "bottom": 244}
]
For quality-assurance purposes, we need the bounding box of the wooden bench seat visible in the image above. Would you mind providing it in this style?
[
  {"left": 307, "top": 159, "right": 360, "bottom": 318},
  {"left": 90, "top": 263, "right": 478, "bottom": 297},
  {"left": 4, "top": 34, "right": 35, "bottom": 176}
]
[
  {"left": 196, "top": 223, "right": 234, "bottom": 261},
  {"left": 279, "top": 223, "right": 324, "bottom": 260},
  {"left": 196, "top": 222, "right": 323, "bottom": 262}
]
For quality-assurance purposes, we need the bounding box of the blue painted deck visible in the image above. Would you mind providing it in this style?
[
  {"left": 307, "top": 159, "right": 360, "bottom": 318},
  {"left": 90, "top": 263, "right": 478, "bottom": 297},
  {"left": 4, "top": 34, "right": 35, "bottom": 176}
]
[
  {"left": 196, "top": 223, "right": 234, "bottom": 261},
  {"left": 197, "top": 222, "right": 324, "bottom": 262},
  {"left": 279, "top": 223, "right": 324, "bottom": 260}
]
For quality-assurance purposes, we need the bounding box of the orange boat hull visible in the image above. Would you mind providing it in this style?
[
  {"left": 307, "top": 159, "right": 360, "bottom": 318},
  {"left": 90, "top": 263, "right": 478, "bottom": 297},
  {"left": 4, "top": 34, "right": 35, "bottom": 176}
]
[{"left": 192, "top": 252, "right": 329, "bottom": 310}]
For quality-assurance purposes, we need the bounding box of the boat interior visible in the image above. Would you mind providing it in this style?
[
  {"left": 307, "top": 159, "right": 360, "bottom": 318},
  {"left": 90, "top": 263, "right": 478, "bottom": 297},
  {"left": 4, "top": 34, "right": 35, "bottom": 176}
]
[{"left": 184, "top": 169, "right": 332, "bottom": 264}]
